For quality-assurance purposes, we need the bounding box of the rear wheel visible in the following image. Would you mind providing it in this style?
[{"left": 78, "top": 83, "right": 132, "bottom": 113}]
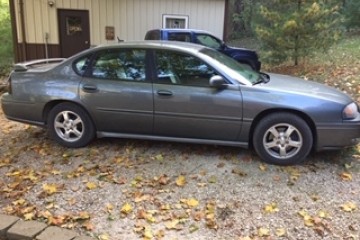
[
  {"left": 253, "top": 113, "right": 313, "bottom": 165},
  {"left": 48, "top": 103, "right": 95, "bottom": 148}
]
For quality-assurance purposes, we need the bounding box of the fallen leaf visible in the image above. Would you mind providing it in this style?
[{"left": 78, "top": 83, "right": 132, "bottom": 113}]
[
  {"left": 186, "top": 198, "right": 199, "bottom": 208},
  {"left": 121, "top": 203, "right": 133, "bottom": 215},
  {"left": 165, "top": 219, "right": 180, "bottom": 230},
  {"left": 155, "top": 154, "right": 164, "bottom": 161},
  {"left": 189, "top": 223, "right": 199, "bottom": 233},
  {"left": 43, "top": 183, "right": 59, "bottom": 195},
  {"left": 258, "top": 227, "right": 270, "bottom": 237},
  {"left": 259, "top": 164, "right": 267, "bottom": 171},
  {"left": 232, "top": 168, "right": 247, "bottom": 176},
  {"left": 86, "top": 182, "right": 98, "bottom": 190},
  {"left": 23, "top": 212, "right": 35, "bottom": 221},
  {"left": 341, "top": 202, "right": 357, "bottom": 212},
  {"left": 143, "top": 227, "right": 153, "bottom": 239},
  {"left": 340, "top": 172, "right": 352, "bottom": 181},
  {"left": 264, "top": 203, "right": 279, "bottom": 213},
  {"left": 176, "top": 175, "right": 186, "bottom": 187},
  {"left": 98, "top": 234, "right": 110, "bottom": 240},
  {"left": 276, "top": 228, "right": 286, "bottom": 237},
  {"left": 208, "top": 175, "right": 217, "bottom": 183}
]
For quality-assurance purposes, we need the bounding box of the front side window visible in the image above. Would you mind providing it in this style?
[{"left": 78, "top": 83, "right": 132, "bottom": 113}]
[
  {"left": 196, "top": 34, "right": 222, "bottom": 49},
  {"left": 91, "top": 49, "right": 146, "bottom": 81},
  {"left": 155, "top": 50, "right": 216, "bottom": 87}
]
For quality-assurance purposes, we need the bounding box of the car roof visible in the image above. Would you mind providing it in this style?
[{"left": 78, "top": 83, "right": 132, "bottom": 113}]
[
  {"left": 81, "top": 40, "right": 207, "bottom": 56},
  {"left": 149, "top": 28, "right": 212, "bottom": 35}
]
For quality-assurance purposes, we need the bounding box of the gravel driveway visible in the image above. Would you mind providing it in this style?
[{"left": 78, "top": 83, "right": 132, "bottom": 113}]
[{"left": 0, "top": 107, "right": 359, "bottom": 240}]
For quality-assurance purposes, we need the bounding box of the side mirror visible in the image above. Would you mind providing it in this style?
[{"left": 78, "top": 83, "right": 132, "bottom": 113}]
[{"left": 209, "top": 75, "right": 227, "bottom": 88}]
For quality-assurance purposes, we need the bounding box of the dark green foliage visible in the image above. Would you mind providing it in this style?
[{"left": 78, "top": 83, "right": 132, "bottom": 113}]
[
  {"left": 0, "top": 0, "right": 13, "bottom": 75},
  {"left": 231, "top": 0, "right": 257, "bottom": 38},
  {"left": 254, "top": 0, "right": 343, "bottom": 65},
  {"left": 342, "top": 0, "right": 360, "bottom": 30}
]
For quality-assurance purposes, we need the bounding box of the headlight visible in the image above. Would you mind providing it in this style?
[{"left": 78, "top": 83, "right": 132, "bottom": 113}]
[{"left": 343, "top": 102, "right": 359, "bottom": 120}]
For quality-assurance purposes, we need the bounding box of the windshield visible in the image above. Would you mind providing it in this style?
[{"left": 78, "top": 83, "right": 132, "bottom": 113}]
[{"left": 199, "top": 48, "right": 261, "bottom": 85}]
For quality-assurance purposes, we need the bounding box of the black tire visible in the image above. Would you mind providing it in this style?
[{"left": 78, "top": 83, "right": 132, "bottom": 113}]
[
  {"left": 47, "top": 103, "right": 95, "bottom": 148},
  {"left": 253, "top": 113, "right": 313, "bottom": 165}
]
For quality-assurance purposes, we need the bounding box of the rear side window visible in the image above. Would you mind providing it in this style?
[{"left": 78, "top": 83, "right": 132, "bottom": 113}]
[
  {"left": 168, "top": 32, "right": 191, "bottom": 42},
  {"left": 145, "top": 30, "right": 160, "bottom": 40},
  {"left": 73, "top": 54, "right": 93, "bottom": 76},
  {"left": 90, "top": 49, "right": 146, "bottom": 81}
]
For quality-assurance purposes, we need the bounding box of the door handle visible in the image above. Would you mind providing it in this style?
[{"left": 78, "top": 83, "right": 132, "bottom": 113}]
[
  {"left": 157, "top": 90, "right": 173, "bottom": 96},
  {"left": 82, "top": 84, "right": 98, "bottom": 93}
]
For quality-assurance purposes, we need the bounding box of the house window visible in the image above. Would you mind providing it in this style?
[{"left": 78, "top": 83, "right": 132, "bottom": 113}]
[{"left": 162, "top": 14, "right": 189, "bottom": 29}]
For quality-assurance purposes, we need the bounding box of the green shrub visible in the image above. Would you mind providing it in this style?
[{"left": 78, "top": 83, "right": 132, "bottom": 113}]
[{"left": 0, "top": 0, "right": 13, "bottom": 76}]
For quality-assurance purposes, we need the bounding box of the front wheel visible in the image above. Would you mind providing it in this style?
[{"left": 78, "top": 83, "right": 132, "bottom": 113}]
[
  {"left": 48, "top": 103, "right": 95, "bottom": 148},
  {"left": 253, "top": 113, "right": 313, "bottom": 165}
]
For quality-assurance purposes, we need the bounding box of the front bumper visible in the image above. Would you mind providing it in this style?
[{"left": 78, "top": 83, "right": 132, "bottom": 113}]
[{"left": 316, "top": 121, "right": 360, "bottom": 150}]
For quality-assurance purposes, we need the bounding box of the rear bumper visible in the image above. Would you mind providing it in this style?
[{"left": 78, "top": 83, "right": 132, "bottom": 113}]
[
  {"left": 316, "top": 121, "right": 360, "bottom": 150},
  {"left": 1, "top": 93, "right": 45, "bottom": 126}
]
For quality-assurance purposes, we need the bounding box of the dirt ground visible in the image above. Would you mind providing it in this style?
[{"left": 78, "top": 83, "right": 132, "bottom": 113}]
[{"left": 0, "top": 104, "right": 360, "bottom": 240}]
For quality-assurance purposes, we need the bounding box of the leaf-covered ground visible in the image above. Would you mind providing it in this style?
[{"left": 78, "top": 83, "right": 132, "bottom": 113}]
[{"left": 0, "top": 35, "right": 360, "bottom": 239}]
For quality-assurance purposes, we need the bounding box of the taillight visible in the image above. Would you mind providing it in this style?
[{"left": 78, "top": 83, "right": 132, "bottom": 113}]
[{"left": 6, "top": 75, "right": 12, "bottom": 94}]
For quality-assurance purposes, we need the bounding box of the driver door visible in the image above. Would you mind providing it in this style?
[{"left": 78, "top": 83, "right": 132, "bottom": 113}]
[{"left": 152, "top": 50, "right": 243, "bottom": 141}]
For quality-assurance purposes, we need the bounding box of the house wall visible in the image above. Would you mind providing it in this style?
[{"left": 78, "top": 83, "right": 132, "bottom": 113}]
[{"left": 13, "top": 0, "right": 226, "bottom": 46}]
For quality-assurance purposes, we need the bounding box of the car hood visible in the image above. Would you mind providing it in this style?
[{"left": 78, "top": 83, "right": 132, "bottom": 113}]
[
  {"left": 260, "top": 73, "right": 352, "bottom": 104},
  {"left": 225, "top": 45, "right": 256, "bottom": 54}
]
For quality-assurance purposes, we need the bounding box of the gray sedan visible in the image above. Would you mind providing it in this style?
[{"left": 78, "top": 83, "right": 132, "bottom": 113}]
[{"left": 1, "top": 41, "right": 360, "bottom": 165}]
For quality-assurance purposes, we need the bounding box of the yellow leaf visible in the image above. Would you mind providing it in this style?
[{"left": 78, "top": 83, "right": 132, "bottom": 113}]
[
  {"left": 43, "top": 183, "right": 58, "bottom": 195},
  {"left": 23, "top": 212, "right": 35, "bottom": 221},
  {"left": 143, "top": 227, "right": 153, "bottom": 239},
  {"left": 304, "top": 217, "right": 315, "bottom": 227},
  {"left": 51, "top": 170, "right": 61, "bottom": 175},
  {"left": 258, "top": 227, "right": 270, "bottom": 237},
  {"left": 298, "top": 209, "right": 309, "bottom": 218},
  {"left": 176, "top": 175, "right": 186, "bottom": 187},
  {"left": 341, "top": 202, "right": 357, "bottom": 212},
  {"left": 208, "top": 176, "right": 217, "bottom": 183},
  {"left": 155, "top": 154, "right": 163, "bottom": 161},
  {"left": 86, "top": 182, "right": 98, "bottom": 190},
  {"left": 98, "top": 234, "right": 110, "bottom": 240},
  {"left": 12, "top": 198, "right": 26, "bottom": 206},
  {"left": 259, "top": 164, "right": 267, "bottom": 171},
  {"left": 239, "top": 237, "right": 252, "bottom": 240},
  {"left": 121, "top": 203, "right": 133, "bottom": 215},
  {"left": 76, "top": 211, "right": 91, "bottom": 220},
  {"left": 276, "top": 228, "right": 286, "bottom": 237},
  {"left": 186, "top": 198, "right": 199, "bottom": 208},
  {"left": 317, "top": 210, "right": 330, "bottom": 219},
  {"left": 165, "top": 219, "right": 179, "bottom": 229},
  {"left": 264, "top": 203, "right": 279, "bottom": 213},
  {"left": 106, "top": 203, "right": 114, "bottom": 213},
  {"left": 340, "top": 172, "right": 352, "bottom": 181}
]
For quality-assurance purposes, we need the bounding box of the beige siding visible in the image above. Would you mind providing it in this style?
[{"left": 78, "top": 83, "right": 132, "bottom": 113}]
[{"left": 14, "top": 0, "right": 225, "bottom": 45}]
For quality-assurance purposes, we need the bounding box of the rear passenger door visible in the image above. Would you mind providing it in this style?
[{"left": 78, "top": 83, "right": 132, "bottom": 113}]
[
  {"left": 78, "top": 48, "right": 153, "bottom": 134},
  {"left": 152, "top": 49, "right": 243, "bottom": 141}
]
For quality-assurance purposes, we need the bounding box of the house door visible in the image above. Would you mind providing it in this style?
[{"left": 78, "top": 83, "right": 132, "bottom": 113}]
[{"left": 58, "top": 9, "right": 90, "bottom": 57}]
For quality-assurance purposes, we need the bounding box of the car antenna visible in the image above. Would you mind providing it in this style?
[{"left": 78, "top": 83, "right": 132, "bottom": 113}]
[{"left": 117, "top": 36, "right": 124, "bottom": 42}]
